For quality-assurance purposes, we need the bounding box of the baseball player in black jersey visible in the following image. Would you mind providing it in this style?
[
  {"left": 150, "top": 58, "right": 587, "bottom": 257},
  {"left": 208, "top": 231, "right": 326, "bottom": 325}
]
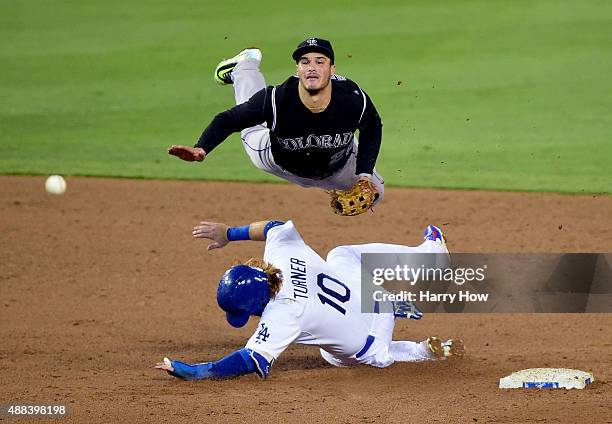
[{"left": 169, "top": 38, "right": 385, "bottom": 214}]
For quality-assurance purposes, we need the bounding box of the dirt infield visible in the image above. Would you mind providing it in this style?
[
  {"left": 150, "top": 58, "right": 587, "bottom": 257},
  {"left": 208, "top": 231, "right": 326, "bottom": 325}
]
[{"left": 1, "top": 176, "right": 611, "bottom": 423}]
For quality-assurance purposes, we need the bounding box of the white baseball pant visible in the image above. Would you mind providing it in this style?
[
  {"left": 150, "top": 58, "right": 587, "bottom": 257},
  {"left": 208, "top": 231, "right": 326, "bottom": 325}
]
[{"left": 320, "top": 239, "right": 451, "bottom": 367}]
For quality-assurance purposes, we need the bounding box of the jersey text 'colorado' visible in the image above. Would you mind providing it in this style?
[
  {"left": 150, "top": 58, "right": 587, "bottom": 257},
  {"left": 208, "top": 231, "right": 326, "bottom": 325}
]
[{"left": 196, "top": 75, "right": 382, "bottom": 179}]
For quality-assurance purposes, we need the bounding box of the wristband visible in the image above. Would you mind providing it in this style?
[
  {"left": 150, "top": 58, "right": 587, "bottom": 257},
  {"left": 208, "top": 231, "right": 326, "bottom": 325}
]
[{"left": 227, "top": 225, "right": 250, "bottom": 241}]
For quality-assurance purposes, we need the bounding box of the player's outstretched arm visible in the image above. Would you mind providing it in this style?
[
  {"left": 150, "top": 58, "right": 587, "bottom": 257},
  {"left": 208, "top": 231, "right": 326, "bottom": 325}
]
[
  {"left": 169, "top": 89, "right": 268, "bottom": 164},
  {"left": 154, "top": 348, "right": 271, "bottom": 380},
  {"left": 192, "top": 220, "right": 285, "bottom": 250},
  {"left": 167, "top": 145, "right": 206, "bottom": 162}
]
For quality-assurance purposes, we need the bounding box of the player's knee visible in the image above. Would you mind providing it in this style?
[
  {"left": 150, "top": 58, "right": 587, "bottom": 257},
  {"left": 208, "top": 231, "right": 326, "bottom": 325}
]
[{"left": 319, "top": 348, "right": 351, "bottom": 368}]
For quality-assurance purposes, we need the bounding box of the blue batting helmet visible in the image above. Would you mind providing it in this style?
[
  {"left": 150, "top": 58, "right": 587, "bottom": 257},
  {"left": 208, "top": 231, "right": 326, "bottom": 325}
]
[{"left": 217, "top": 265, "right": 271, "bottom": 328}]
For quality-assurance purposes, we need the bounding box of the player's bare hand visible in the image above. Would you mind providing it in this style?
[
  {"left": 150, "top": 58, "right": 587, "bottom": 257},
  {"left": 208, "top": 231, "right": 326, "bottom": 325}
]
[
  {"left": 154, "top": 357, "right": 174, "bottom": 372},
  {"left": 168, "top": 145, "right": 206, "bottom": 162},
  {"left": 192, "top": 221, "right": 229, "bottom": 250}
]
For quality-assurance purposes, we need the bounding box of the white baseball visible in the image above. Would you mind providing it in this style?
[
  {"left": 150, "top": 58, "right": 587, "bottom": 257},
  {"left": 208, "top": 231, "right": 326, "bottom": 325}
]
[{"left": 45, "top": 175, "right": 67, "bottom": 195}]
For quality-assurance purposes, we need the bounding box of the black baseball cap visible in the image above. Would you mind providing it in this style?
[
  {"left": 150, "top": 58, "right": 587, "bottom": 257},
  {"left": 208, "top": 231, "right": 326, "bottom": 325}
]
[{"left": 292, "top": 37, "right": 335, "bottom": 64}]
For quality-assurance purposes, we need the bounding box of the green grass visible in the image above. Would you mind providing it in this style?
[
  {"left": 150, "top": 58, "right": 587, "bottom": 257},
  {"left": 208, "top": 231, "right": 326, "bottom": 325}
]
[{"left": 1, "top": 0, "right": 611, "bottom": 193}]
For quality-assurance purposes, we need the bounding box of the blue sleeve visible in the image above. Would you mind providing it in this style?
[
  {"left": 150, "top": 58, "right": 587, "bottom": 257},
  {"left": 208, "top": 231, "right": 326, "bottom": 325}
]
[
  {"left": 263, "top": 221, "right": 285, "bottom": 238},
  {"left": 167, "top": 348, "right": 271, "bottom": 381}
]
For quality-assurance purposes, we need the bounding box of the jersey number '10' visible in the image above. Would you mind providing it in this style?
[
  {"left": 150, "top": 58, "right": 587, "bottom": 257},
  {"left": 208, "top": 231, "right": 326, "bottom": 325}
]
[{"left": 317, "top": 273, "right": 351, "bottom": 315}]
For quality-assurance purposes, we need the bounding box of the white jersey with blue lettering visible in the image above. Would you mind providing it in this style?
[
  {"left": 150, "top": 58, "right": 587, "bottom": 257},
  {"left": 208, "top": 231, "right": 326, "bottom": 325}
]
[
  {"left": 245, "top": 220, "right": 374, "bottom": 362},
  {"left": 244, "top": 221, "right": 449, "bottom": 368}
]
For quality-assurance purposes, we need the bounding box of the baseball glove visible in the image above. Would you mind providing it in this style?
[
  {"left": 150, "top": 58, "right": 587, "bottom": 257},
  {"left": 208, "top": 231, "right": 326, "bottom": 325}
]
[{"left": 329, "top": 177, "right": 378, "bottom": 216}]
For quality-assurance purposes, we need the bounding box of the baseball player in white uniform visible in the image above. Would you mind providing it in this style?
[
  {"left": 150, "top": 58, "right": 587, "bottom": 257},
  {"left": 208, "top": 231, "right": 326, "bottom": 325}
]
[{"left": 155, "top": 220, "right": 464, "bottom": 380}]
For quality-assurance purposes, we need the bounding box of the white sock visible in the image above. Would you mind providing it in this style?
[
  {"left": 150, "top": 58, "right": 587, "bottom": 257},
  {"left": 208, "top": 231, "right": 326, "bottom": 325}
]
[{"left": 388, "top": 340, "right": 433, "bottom": 362}]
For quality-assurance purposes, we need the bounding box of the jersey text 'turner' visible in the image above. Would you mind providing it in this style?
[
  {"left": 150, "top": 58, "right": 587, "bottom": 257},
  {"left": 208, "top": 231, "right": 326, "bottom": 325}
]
[{"left": 290, "top": 257, "right": 309, "bottom": 299}]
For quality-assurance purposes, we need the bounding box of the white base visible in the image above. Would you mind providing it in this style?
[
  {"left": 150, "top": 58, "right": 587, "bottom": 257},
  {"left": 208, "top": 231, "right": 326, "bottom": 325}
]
[{"left": 499, "top": 368, "right": 594, "bottom": 389}]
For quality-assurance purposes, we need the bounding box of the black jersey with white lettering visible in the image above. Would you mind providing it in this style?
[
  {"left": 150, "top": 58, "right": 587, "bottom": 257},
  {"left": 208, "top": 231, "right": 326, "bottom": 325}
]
[{"left": 195, "top": 75, "right": 382, "bottom": 179}]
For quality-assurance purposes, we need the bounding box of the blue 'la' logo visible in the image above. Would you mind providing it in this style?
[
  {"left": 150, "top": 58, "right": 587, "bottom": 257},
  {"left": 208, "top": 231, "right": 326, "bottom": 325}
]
[{"left": 255, "top": 323, "right": 271, "bottom": 343}]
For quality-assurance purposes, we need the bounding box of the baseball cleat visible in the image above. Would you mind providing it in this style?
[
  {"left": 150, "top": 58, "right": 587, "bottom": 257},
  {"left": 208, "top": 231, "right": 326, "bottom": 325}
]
[
  {"left": 426, "top": 337, "right": 465, "bottom": 359},
  {"left": 393, "top": 300, "right": 423, "bottom": 320},
  {"left": 214, "top": 48, "right": 262, "bottom": 85},
  {"left": 426, "top": 336, "right": 444, "bottom": 358},
  {"left": 442, "top": 338, "right": 465, "bottom": 358},
  {"left": 424, "top": 225, "right": 446, "bottom": 244}
]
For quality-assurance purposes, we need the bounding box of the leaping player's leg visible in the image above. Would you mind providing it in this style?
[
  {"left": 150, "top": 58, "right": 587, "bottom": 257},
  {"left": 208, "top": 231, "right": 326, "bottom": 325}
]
[
  {"left": 231, "top": 51, "right": 276, "bottom": 172},
  {"left": 230, "top": 50, "right": 265, "bottom": 105},
  {"left": 215, "top": 49, "right": 288, "bottom": 180}
]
